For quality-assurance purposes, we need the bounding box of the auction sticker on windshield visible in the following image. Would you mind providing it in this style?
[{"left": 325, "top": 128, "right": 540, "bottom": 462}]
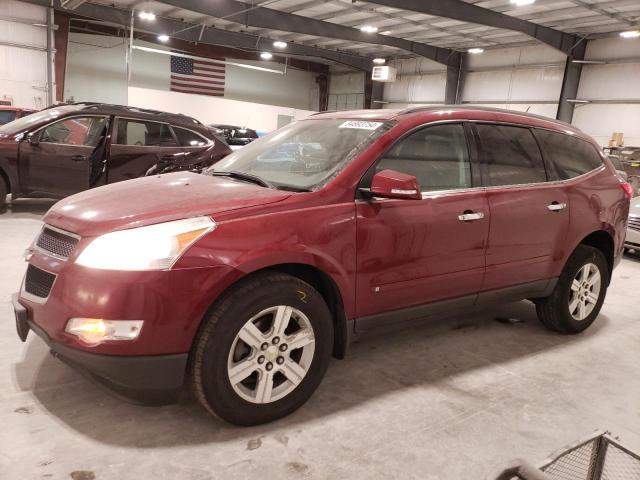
[{"left": 338, "top": 120, "right": 383, "bottom": 130}]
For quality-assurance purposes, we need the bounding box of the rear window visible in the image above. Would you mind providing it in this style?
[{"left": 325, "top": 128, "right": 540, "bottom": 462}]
[
  {"left": 0, "top": 111, "right": 16, "bottom": 125},
  {"left": 173, "top": 126, "right": 209, "bottom": 147},
  {"left": 534, "top": 129, "right": 603, "bottom": 180},
  {"left": 115, "top": 119, "right": 177, "bottom": 147}
]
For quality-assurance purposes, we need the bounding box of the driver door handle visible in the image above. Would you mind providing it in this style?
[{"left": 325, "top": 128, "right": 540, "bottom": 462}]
[
  {"left": 547, "top": 202, "right": 567, "bottom": 212},
  {"left": 458, "top": 211, "right": 485, "bottom": 222},
  {"left": 71, "top": 155, "right": 86, "bottom": 162}
]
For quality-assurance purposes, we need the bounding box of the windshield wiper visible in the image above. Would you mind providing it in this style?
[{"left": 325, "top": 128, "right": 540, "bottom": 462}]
[
  {"left": 210, "top": 170, "right": 273, "bottom": 189},
  {"left": 275, "top": 185, "right": 311, "bottom": 192}
]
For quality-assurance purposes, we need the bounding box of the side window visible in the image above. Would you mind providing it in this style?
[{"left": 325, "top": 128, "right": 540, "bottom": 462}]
[
  {"left": 114, "top": 119, "right": 178, "bottom": 147},
  {"left": 376, "top": 124, "right": 472, "bottom": 192},
  {"left": 172, "top": 126, "right": 209, "bottom": 147},
  {"left": 39, "top": 116, "right": 108, "bottom": 147},
  {"left": 474, "top": 124, "right": 546, "bottom": 187},
  {"left": 534, "top": 129, "right": 603, "bottom": 180}
]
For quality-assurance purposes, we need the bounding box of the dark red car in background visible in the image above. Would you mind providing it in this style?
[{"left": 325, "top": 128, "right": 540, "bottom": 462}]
[
  {"left": 0, "top": 106, "right": 37, "bottom": 126},
  {"left": 0, "top": 103, "right": 231, "bottom": 205},
  {"left": 13, "top": 107, "right": 631, "bottom": 426}
]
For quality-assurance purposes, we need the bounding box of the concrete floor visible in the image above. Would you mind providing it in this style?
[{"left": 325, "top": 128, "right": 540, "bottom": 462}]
[{"left": 2, "top": 199, "right": 640, "bottom": 480}]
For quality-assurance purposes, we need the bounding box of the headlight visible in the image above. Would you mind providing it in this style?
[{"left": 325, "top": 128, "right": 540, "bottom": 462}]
[{"left": 76, "top": 217, "right": 215, "bottom": 271}]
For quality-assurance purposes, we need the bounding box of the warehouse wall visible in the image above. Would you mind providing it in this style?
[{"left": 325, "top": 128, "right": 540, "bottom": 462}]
[
  {"left": 65, "top": 32, "right": 320, "bottom": 111},
  {"left": 128, "top": 86, "right": 315, "bottom": 132},
  {"left": 382, "top": 44, "right": 565, "bottom": 118},
  {"left": 0, "top": 0, "right": 48, "bottom": 109},
  {"left": 328, "top": 66, "right": 365, "bottom": 110},
  {"left": 572, "top": 37, "right": 640, "bottom": 147}
]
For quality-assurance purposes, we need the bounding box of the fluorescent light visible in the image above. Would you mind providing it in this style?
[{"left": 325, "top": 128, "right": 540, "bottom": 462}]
[
  {"left": 468, "top": 47, "right": 485, "bottom": 54},
  {"left": 510, "top": 0, "right": 535, "bottom": 5},
  {"left": 260, "top": 52, "right": 273, "bottom": 60},
  {"left": 138, "top": 11, "right": 156, "bottom": 21},
  {"left": 157, "top": 34, "right": 170, "bottom": 42},
  {"left": 273, "top": 41, "right": 287, "bottom": 48},
  {"left": 620, "top": 30, "right": 640, "bottom": 38},
  {"left": 373, "top": 58, "right": 386, "bottom": 64},
  {"left": 360, "top": 25, "right": 378, "bottom": 33}
]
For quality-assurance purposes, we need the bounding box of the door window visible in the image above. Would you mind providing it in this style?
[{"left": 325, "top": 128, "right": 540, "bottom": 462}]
[
  {"left": 39, "top": 116, "right": 108, "bottom": 147},
  {"left": 172, "top": 126, "right": 209, "bottom": 147},
  {"left": 475, "top": 124, "right": 546, "bottom": 187},
  {"left": 115, "top": 119, "right": 178, "bottom": 147},
  {"left": 534, "top": 129, "right": 603, "bottom": 180},
  {"left": 375, "top": 124, "right": 472, "bottom": 192}
]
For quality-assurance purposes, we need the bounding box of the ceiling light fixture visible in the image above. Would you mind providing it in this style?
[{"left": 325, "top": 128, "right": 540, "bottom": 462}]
[
  {"left": 138, "top": 11, "right": 156, "bottom": 21},
  {"left": 260, "top": 52, "right": 273, "bottom": 60},
  {"left": 620, "top": 30, "right": 640, "bottom": 38},
  {"left": 157, "top": 34, "right": 170, "bottom": 42},
  {"left": 373, "top": 58, "right": 386, "bottom": 64},
  {"left": 510, "top": 0, "right": 535, "bottom": 5},
  {"left": 273, "top": 41, "right": 287, "bottom": 48},
  {"left": 360, "top": 25, "right": 378, "bottom": 33},
  {"left": 468, "top": 47, "right": 485, "bottom": 54}
]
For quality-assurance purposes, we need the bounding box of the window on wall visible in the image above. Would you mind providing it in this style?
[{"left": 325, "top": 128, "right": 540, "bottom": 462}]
[
  {"left": 115, "top": 119, "right": 178, "bottom": 147},
  {"left": 173, "top": 127, "right": 208, "bottom": 147},
  {"left": 39, "top": 116, "right": 108, "bottom": 147},
  {"left": 534, "top": 129, "right": 603, "bottom": 180},
  {"left": 474, "top": 124, "right": 546, "bottom": 186},
  {"left": 375, "top": 124, "right": 472, "bottom": 192}
]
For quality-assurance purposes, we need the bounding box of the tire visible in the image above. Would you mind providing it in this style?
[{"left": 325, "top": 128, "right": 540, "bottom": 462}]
[
  {"left": 0, "top": 177, "right": 7, "bottom": 206},
  {"left": 192, "top": 271, "right": 333, "bottom": 426},
  {"left": 536, "top": 245, "right": 609, "bottom": 334}
]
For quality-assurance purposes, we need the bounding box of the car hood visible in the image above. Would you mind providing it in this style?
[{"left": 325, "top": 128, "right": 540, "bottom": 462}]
[{"left": 44, "top": 172, "right": 292, "bottom": 236}]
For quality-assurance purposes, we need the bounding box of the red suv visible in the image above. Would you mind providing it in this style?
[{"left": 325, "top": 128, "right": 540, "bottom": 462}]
[{"left": 13, "top": 107, "right": 631, "bottom": 425}]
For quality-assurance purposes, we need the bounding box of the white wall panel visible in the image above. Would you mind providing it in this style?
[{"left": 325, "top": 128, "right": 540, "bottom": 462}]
[
  {"left": 383, "top": 73, "right": 446, "bottom": 104},
  {"left": 0, "top": 1, "right": 48, "bottom": 108},
  {"left": 466, "top": 44, "right": 566, "bottom": 69},
  {"left": 463, "top": 67, "right": 563, "bottom": 103},
  {"left": 586, "top": 37, "right": 640, "bottom": 61},
  {"left": 573, "top": 105, "right": 640, "bottom": 147},
  {"left": 328, "top": 71, "right": 364, "bottom": 110},
  {"left": 128, "top": 86, "right": 315, "bottom": 132},
  {"left": 577, "top": 63, "right": 640, "bottom": 100}
]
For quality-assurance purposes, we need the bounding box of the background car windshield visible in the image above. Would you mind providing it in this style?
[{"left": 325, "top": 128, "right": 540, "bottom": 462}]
[
  {"left": 0, "top": 111, "right": 17, "bottom": 125},
  {"left": 208, "top": 118, "right": 390, "bottom": 190},
  {"left": 0, "top": 105, "right": 78, "bottom": 135}
]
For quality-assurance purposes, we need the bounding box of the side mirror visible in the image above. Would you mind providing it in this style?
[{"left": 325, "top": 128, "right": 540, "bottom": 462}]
[
  {"left": 26, "top": 132, "right": 39, "bottom": 145},
  {"left": 364, "top": 169, "right": 422, "bottom": 200}
]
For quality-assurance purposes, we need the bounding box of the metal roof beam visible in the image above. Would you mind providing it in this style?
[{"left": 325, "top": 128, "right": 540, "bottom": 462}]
[
  {"left": 24, "top": 0, "right": 374, "bottom": 71},
  {"left": 152, "top": 0, "right": 459, "bottom": 66},
  {"left": 361, "top": 0, "right": 583, "bottom": 54}
]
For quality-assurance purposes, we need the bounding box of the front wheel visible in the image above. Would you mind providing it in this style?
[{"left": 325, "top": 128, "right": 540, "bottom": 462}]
[
  {"left": 192, "top": 271, "right": 333, "bottom": 426},
  {"left": 536, "top": 245, "right": 609, "bottom": 334}
]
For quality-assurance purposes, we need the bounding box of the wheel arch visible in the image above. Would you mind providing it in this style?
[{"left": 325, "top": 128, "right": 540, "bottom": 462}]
[
  {"left": 577, "top": 230, "right": 614, "bottom": 284},
  {"left": 0, "top": 165, "right": 12, "bottom": 194}
]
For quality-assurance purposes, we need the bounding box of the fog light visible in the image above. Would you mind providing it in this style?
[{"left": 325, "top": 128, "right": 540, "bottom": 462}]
[{"left": 65, "top": 318, "right": 143, "bottom": 345}]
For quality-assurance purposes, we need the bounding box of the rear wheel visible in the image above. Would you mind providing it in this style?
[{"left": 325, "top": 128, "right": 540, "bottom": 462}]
[
  {"left": 192, "top": 271, "right": 333, "bottom": 426},
  {"left": 536, "top": 245, "right": 608, "bottom": 334}
]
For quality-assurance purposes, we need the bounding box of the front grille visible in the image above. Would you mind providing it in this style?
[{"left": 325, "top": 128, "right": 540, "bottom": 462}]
[
  {"left": 25, "top": 264, "right": 56, "bottom": 299},
  {"left": 629, "top": 216, "right": 640, "bottom": 232},
  {"left": 36, "top": 226, "right": 78, "bottom": 259}
]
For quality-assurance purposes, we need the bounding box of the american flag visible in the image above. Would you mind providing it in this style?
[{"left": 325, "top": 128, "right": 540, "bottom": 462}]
[{"left": 170, "top": 55, "right": 225, "bottom": 97}]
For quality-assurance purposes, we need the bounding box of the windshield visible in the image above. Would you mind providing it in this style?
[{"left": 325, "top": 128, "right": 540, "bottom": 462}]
[
  {"left": 0, "top": 105, "right": 78, "bottom": 135},
  {"left": 207, "top": 118, "right": 391, "bottom": 190}
]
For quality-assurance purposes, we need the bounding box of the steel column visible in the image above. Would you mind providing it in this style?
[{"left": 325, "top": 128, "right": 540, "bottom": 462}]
[
  {"left": 557, "top": 40, "right": 587, "bottom": 123},
  {"left": 445, "top": 52, "right": 466, "bottom": 105}
]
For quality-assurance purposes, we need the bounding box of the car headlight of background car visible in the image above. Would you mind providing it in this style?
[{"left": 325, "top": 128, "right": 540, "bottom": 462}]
[{"left": 76, "top": 217, "right": 215, "bottom": 271}]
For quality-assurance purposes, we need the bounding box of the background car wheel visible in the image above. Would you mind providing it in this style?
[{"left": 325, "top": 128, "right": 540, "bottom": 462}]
[
  {"left": 192, "top": 271, "right": 333, "bottom": 426},
  {"left": 535, "top": 245, "right": 609, "bottom": 334}
]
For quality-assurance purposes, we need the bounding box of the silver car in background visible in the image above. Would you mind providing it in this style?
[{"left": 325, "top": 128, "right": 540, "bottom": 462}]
[{"left": 626, "top": 196, "right": 640, "bottom": 253}]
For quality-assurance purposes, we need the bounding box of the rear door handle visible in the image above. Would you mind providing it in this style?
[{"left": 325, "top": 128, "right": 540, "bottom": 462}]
[
  {"left": 70, "top": 155, "right": 86, "bottom": 162},
  {"left": 458, "top": 211, "right": 485, "bottom": 222},
  {"left": 547, "top": 202, "right": 567, "bottom": 212}
]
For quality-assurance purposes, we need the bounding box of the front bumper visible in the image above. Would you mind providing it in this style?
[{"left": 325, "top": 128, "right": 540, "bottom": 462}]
[
  {"left": 625, "top": 225, "right": 640, "bottom": 249},
  {"left": 13, "top": 293, "right": 187, "bottom": 405}
]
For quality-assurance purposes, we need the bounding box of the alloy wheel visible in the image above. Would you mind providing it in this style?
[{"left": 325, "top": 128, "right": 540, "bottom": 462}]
[
  {"left": 569, "top": 262, "right": 602, "bottom": 321},
  {"left": 227, "top": 305, "right": 316, "bottom": 404}
]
